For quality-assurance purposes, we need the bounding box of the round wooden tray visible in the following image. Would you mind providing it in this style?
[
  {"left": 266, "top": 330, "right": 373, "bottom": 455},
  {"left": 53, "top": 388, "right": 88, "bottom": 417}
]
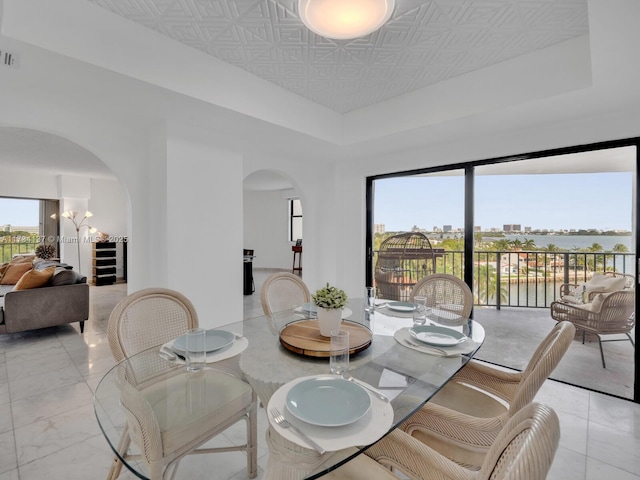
[{"left": 279, "top": 319, "right": 373, "bottom": 357}]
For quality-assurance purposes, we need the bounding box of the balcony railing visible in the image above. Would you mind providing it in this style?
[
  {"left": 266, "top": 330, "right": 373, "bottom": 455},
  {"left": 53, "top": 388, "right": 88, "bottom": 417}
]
[
  {"left": 373, "top": 250, "right": 635, "bottom": 308},
  {"left": 0, "top": 241, "right": 40, "bottom": 263}
]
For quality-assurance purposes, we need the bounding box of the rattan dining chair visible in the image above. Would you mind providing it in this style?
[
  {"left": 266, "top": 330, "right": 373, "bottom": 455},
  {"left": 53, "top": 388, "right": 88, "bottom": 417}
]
[
  {"left": 409, "top": 273, "right": 473, "bottom": 323},
  {"left": 398, "top": 321, "right": 574, "bottom": 467},
  {"left": 551, "top": 289, "right": 635, "bottom": 367},
  {"left": 261, "top": 271, "right": 311, "bottom": 317},
  {"left": 358, "top": 402, "right": 560, "bottom": 480},
  {"left": 106, "top": 288, "right": 257, "bottom": 480}
]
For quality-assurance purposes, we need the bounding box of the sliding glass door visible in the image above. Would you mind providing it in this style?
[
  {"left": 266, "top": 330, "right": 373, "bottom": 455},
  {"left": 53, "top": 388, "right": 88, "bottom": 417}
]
[{"left": 367, "top": 139, "right": 639, "bottom": 402}]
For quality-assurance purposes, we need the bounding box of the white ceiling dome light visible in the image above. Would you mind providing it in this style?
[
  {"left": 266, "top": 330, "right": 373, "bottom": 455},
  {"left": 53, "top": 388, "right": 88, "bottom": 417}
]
[{"left": 298, "top": 0, "right": 396, "bottom": 40}]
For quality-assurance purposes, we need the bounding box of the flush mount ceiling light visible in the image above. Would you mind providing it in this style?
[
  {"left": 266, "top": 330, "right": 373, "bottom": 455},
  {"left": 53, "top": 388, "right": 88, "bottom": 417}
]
[{"left": 299, "top": 0, "right": 396, "bottom": 40}]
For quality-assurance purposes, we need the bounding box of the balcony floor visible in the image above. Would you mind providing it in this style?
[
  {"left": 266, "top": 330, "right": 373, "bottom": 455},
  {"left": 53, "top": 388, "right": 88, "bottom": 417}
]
[{"left": 473, "top": 306, "right": 635, "bottom": 400}]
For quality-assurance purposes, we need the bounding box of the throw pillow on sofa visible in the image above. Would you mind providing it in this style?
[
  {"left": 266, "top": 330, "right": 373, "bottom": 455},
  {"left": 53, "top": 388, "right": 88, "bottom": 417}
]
[
  {"left": 0, "top": 262, "right": 34, "bottom": 285},
  {"left": 0, "top": 262, "right": 9, "bottom": 280},
  {"left": 49, "top": 267, "right": 80, "bottom": 286},
  {"left": 13, "top": 266, "right": 56, "bottom": 291}
]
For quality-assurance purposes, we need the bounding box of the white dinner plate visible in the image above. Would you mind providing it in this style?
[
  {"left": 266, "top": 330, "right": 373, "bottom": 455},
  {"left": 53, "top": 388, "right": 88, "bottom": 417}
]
[
  {"left": 409, "top": 325, "right": 466, "bottom": 347},
  {"left": 285, "top": 377, "right": 371, "bottom": 427},
  {"left": 387, "top": 301, "right": 416, "bottom": 312},
  {"left": 173, "top": 329, "right": 235, "bottom": 354}
]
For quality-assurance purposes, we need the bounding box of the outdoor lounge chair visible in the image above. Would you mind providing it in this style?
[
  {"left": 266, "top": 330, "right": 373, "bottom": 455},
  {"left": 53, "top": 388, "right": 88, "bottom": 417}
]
[{"left": 550, "top": 289, "right": 635, "bottom": 367}]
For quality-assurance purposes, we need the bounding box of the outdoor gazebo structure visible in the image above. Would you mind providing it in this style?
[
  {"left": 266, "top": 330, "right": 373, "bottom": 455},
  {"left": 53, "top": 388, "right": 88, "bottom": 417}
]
[{"left": 374, "top": 232, "right": 438, "bottom": 301}]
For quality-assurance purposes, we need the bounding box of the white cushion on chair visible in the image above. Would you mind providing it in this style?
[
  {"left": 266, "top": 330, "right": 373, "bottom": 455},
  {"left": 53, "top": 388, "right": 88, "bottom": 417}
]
[{"left": 142, "top": 370, "right": 253, "bottom": 455}]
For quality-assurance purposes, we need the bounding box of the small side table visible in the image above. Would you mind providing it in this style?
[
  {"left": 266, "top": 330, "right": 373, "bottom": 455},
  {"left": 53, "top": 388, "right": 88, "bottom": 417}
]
[{"left": 292, "top": 246, "right": 302, "bottom": 274}]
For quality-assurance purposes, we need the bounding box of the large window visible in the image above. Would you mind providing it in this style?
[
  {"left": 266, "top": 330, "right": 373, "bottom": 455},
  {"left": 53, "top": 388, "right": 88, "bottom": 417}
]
[
  {"left": 0, "top": 197, "right": 59, "bottom": 261},
  {"left": 367, "top": 138, "right": 640, "bottom": 403},
  {"left": 289, "top": 198, "right": 303, "bottom": 242}
]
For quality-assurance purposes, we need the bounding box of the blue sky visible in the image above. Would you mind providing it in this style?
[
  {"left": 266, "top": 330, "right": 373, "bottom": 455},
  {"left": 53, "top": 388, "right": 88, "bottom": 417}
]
[
  {"left": 0, "top": 198, "right": 40, "bottom": 226},
  {"left": 374, "top": 172, "right": 633, "bottom": 232},
  {"left": 0, "top": 171, "right": 634, "bottom": 232}
]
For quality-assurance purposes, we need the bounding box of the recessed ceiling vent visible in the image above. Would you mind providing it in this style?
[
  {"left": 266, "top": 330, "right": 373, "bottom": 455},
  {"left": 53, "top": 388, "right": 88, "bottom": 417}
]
[{"left": 1, "top": 49, "right": 19, "bottom": 69}]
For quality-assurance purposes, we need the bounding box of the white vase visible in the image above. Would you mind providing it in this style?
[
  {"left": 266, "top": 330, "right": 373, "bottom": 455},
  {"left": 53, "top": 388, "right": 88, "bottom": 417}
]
[{"left": 317, "top": 306, "right": 343, "bottom": 337}]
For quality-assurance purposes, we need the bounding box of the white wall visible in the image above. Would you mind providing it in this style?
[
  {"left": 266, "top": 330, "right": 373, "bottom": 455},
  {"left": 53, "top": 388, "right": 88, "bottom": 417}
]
[
  {"left": 164, "top": 123, "right": 244, "bottom": 328},
  {"left": 243, "top": 189, "right": 292, "bottom": 270},
  {"left": 89, "top": 178, "right": 128, "bottom": 279}
]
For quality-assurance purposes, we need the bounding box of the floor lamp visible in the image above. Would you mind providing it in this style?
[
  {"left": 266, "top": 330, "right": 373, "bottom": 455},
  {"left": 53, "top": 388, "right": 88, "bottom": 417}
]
[{"left": 51, "top": 211, "right": 96, "bottom": 275}]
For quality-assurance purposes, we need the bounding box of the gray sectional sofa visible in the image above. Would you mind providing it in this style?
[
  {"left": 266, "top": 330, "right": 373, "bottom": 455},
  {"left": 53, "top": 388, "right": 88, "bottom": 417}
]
[{"left": 0, "top": 262, "right": 89, "bottom": 335}]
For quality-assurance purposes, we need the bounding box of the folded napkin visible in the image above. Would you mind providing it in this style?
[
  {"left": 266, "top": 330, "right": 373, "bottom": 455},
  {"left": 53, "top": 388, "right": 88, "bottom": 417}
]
[
  {"left": 394, "top": 327, "right": 478, "bottom": 357},
  {"left": 160, "top": 335, "right": 249, "bottom": 364}
]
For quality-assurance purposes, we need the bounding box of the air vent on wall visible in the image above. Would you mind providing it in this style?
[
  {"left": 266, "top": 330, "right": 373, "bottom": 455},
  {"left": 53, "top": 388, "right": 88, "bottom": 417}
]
[{"left": 0, "top": 49, "right": 19, "bottom": 69}]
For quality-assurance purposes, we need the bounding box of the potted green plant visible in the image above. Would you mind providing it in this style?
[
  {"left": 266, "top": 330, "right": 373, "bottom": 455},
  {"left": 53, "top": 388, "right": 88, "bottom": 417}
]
[{"left": 312, "top": 283, "right": 348, "bottom": 336}]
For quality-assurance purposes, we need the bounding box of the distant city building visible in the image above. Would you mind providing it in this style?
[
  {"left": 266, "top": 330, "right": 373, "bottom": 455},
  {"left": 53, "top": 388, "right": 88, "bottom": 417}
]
[
  {"left": 474, "top": 226, "right": 482, "bottom": 232},
  {"left": 374, "top": 224, "right": 385, "bottom": 234},
  {"left": 503, "top": 224, "right": 522, "bottom": 232},
  {"left": 524, "top": 226, "right": 532, "bottom": 233},
  {"left": 1, "top": 224, "right": 39, "bottom": 234},
  {"left": 443, "top": 225, "right": 452, "bottom": 233}
]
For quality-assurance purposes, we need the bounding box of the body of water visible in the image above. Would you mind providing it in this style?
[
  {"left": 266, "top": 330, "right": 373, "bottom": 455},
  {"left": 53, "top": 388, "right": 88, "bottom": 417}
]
[{"left": 482, "top": 234, "right": 633, "bottom": 252}]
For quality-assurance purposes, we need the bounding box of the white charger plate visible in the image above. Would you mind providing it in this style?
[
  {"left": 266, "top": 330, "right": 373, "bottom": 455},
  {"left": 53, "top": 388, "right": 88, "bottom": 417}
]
[
  {"left": 286, "top": 377, "right": 371, "bottom": 427},
  {"left": 173, "top": 329, "right": 235, "bottom": 354},
  {"left": 409, "top": 325, "right": 466, "bottom": 347},
  {"left": 387, "top": 301, "right": 416, "bottom": 312},
  {"left": 268, "top": 375, "right": 393, "bottom": 452}
]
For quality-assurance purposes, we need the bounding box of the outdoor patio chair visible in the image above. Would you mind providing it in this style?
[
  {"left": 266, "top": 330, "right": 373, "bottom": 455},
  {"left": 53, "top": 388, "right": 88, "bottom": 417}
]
[
  {"left": 550, "top": 289, "right": 635, "bottom": 367},
  {"left": 356, "top": 403, "right": 560, "bottom": 480},
  {"left": 558, "top": 271, "right": 631, "bottom": 303},
  {"left": 260, "top": 271, "right": 310, "bottom": 317},
  {"left": 106, "top": 288, "right": 257, "bottom": 480},
  {"left": 409, "top": 273, "right": 473, "bottom": 324},
  {"left": 397, "top": 321, "right": 574, "bottom": 468}
]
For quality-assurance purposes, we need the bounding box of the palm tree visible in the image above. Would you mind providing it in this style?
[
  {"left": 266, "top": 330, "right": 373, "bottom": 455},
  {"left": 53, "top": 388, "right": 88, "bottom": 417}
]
[
  {"left": 474, "top": 264, "right": 508, "bottom": 305},
  {"left": 612, "top": 243, "right": 629, "bottom": 253},
  {"left": 493, "top": 239, "right": 512, "bottom": 251},
  {"left": 588, "top": 243, "right": 603, "bottom": 252},
  {"left": 522, "top": 238, "right": 536, "bottom": 250}
]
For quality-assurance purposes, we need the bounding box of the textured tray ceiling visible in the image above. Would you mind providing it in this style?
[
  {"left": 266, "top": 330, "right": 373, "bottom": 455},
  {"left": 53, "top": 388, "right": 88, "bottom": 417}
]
[{"left": 89, "top": 0, "right": 589, "bottom": 113}]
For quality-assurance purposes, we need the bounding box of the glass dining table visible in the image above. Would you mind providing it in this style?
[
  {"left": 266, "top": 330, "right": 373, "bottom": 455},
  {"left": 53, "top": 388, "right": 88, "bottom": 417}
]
[{"left": 94, "top": 298, "right": 485, "bottom": 480}]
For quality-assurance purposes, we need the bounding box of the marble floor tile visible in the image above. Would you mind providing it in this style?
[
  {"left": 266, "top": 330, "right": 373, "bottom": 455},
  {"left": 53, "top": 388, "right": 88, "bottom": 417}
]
[
  {"left": 557, "top": 412, "right": 589, "bottom": 456},
  {"left": 588, "top": 391, "right": 640, "bottom": 437},
  {"left": 0, "top": 469, "right": 18, "bottom": 480},
  {"left": 587, "top": 421, "right": 640, "bottom": 476},
  {"left": 17, "top": 434, "right": 131, "bottom": 480},
  {"left": 0, "top": 430, "right": 17, "bottom": 475},
  {"left": 585, "top": 457, "right": 640, "bottom": 480},
  {"left": 14, "top": 404, "right": 101, "bottom": 465},
  {"left": 547, "top": 446, "right": 587, "bottom": 480},
  {"left": 0, "top": 403, "right": 13, "bottom": 436},
  {"left": 0, "top": 384, "right": 9, "bottom": 408},
  {"left": 534, "top": 379, "right": 591, "bottom": 420},
  {"left": 0, "top": 277, "right": 637, "bottom": 480},
  {"left": 10, "top": 381, "right": 94, "bottom": 429},
  {"left": 8, "top": 364, "right": 84, "bottom": 403}
]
